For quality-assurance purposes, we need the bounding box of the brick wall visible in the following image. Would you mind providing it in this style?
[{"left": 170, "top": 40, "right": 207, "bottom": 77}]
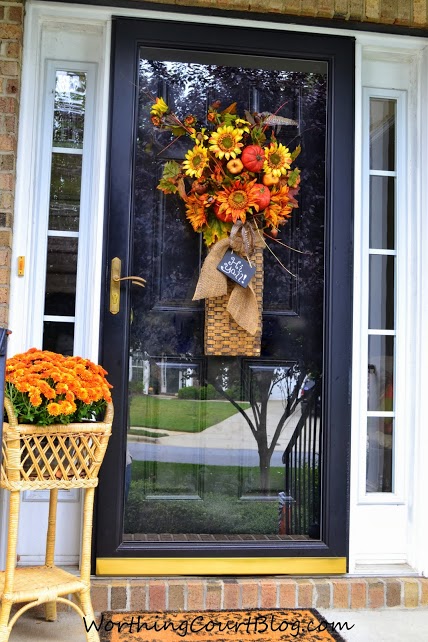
[
  {"left": 0, "top": 0, "right": 22, "bottom": 327},
  {"left": 141, "top": 0, "right": 428, "bottom": 28}
]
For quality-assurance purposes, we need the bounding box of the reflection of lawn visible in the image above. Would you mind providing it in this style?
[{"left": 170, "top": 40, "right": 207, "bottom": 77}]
[
  {"left": 130, "top": 396, "right": 250, "bottom": 432},
  {"left": 125, "top": 461, "right": 285, "bottom": 535}
]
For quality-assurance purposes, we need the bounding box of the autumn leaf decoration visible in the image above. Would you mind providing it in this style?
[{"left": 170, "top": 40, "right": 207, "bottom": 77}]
[{"left": 150, "top": 95, "right": 301, "bottom": 248}]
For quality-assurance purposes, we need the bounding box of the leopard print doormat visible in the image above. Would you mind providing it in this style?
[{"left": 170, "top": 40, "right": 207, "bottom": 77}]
[{"left": 96, "top": 609, "right": 349, "bottom": 641}]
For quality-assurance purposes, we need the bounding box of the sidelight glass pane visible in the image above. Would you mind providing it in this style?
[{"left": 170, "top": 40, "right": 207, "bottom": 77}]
[
  {"left": 366, "top": 417, "right": 393, "bottom": 493},
  {"left": 370, "top": 176, "right": 395, "bottom": 250},
  {"left": 123, "top": 52, "right": 327, "bottom": 544},
  {"left": 44, "top": 236, "right": 78, "bottom": 316},
  {"left": 370, "top": 99, "right": 396, "bottom": 172},
  {"left": 367, "top": 336, "right": 394, "bottom": 412},
  {"left": 42, "top": 321, "right": 74, "bottom": 356},
  {"left": 49, "top": 153, "right": 82, "bottom": 231},
  {"left": 53, "top": 71, "right": 86, "bottom": 149},
  {"left": 369, "top": 255, "right": 395, "bottom": 330}
]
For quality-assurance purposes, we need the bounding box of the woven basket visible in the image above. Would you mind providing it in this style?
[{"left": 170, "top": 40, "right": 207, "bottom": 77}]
[
  {"left": 1, "top": 398, "right": 113, "bottom": 491},
  {"left": 204, "top": 247, "right": 263, "bottom": 356}
]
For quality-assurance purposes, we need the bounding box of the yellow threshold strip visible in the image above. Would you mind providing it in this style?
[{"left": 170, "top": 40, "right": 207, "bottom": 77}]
[{"left": 96, "top": 557, "right": 346, "bottom": 576}]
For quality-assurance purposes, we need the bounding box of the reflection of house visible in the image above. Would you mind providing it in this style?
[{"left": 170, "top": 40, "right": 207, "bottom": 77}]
[{"left": 2, "top": 0, "right": 428, "bottom": 620}]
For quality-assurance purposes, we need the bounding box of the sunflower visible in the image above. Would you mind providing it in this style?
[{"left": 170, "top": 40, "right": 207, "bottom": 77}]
[
  {"left": 216, "top": 179, "right": 260, "bottom": 223},
  {"left": 263, "top": 184, "right": 293, "bottom": 228},
  {"left": 263, "top": 142, "right": 292, "bottom": 178},
  {"left": 183, "top": 144, "right": 209, "bottom": 178},
  {"left": 150, "top": 97, "right": 168, "bottom": 117},
  {"left": 209, "top": 126, "right": 243, "bottom": 160},
  {"left": 185, "top": 194, "right": 209, "bottom": 231}
]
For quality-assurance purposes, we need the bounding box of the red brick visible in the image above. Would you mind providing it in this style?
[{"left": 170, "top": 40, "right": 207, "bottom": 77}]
[
  {"left": 90, "top": 585, "right": 108, "bottom": 614},
  {"left": 368, "top": 580, "right": 385, "bottom": 609},
  {"left": 0, "top": 175, "right": 14, "bottom": 191},
  {"left": 168, "top": 580, "right": 186, "bottom": 611},
  {"left": 7, "top": 5, "right": 23, "bottom": 22},
  {"left": 187, "top": 581, "right": 204, "bottom": 610},
  {"left": 279, "top": 581, "right": 297, "bottom": 608},
  {"left": 260, "top": 581, "right": 277, "bottom": 608},
  {"left": 148, "top": 581, "right": 166, "bottom": 611},
  {"left": 129, "top": 581, "right": 148, "bottom": 610},
  {"left": 0, "top": 231, "right": 12, "bottom": 247},
  {"left": 350, "top": 581, "right": 367, "bottom": 609},
  {"left": 6, "top": 42, "right": 21, "bottom": 59},
  {"left": 0, "top": 269, "right": 10, "bottom": 285},
  {"left": 386, "top": 580, "right": 402, "bottom": 607},
  {"left": 333, "top": 580, "right": 349, "bottom": 609},
  {"left": 0, "top": 61, "right": 19, "bottom": 77},
  {"left": 0, "top": 155, "right": 14, "bottom": 171},
  {"left": 0, "top": 98, "right": 17, "bottom": 115},
  {"left": 223, "top": 582, "right": 240, "bottom": 609},
  {"left": 111, "top": 585, "right": 127, "bottom": 610},
  {"left": 206, "top": 581, "right": 222, "bottom": 609},
  {"left": 297, "top": 580, "right": 313, "bottom": 607},
  {"left": 4, "top": 116, "right": 16, "bottom": 134},
  {"left": 241, "top": 580, "right": 258, "bottom": 609},
  {"left": 6, "top": 79, "right": 19, "bottom": 95},
  {"left": 0, "top": 24, "right": 22, "bottom": 40},
  {"left": 0, "top": 250, "right": 10, "bottom": 268}
]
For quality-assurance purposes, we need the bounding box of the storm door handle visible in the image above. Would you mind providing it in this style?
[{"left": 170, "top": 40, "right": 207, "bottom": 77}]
[{"left": 110, "top": 257, "right": 146, "bottom": 314}]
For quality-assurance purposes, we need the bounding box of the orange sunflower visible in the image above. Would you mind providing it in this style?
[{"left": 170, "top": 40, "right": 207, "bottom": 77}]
[
  {"left": 263, "top": 184, "right": 293, "bottom": 229},
  {"left": 216, "top": 179, "right": 260, "bottom": 223},
  {"left": 185, "top": 194, "right": 209, "bottom": 231}
]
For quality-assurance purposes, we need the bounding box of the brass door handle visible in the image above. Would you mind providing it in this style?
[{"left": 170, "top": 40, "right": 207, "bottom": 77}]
[{"left": 110, "top": 257, "right": 146, "bottom": 314}]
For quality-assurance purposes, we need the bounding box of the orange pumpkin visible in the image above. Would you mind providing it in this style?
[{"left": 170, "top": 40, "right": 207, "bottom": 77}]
[
  {"left": 213, "top": 201, "right": 233, "bottom": 223},
  {"left": 253, "top": 183, "right": 271, "bottom": 210},
  {"left": 241, "top": 145, "right": 265, "bottom": 173}
]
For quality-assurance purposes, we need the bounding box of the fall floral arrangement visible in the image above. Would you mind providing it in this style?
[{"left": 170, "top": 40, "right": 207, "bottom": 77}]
[
  {"left": 150, "top": 96, "right": 301, "bottom": 248},
  {"left": 4, "top": 348, "right": 113, "bottom": 426}
]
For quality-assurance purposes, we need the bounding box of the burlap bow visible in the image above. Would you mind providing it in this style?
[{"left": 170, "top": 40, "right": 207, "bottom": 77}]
[{"left": 193, "top": 222, "right": 265, "bottom": 335}]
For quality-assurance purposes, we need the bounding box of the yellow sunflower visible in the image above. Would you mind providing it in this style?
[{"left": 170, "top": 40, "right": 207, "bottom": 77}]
[
  {"left": 209, "top": 126, "right": 243, "bottom": 160},
  {"left": 150, "top": 97, "right": 168, "bottom": 117},
  {"left": 182, "top": 144, "right": 209, "bottom": 178},
  {"left": 185, "top": 194, "right": 208, "bottom": 231},
  {"left": 216, "top": 179, "right": 260, "bottom": 223},
  {"left": 263, "top": 142, "right": 292, "bottom": 178}
]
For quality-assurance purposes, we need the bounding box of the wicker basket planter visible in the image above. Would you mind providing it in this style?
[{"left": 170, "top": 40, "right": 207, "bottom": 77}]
[
  {"left": 204, "top": 246, "right": 264, "bottom": 356},
  {"left": 0, "top": 399, "right": 113, "bottom": 642},
  {"left": 1, "top": 398, "right": 113, "bottom": 491}
]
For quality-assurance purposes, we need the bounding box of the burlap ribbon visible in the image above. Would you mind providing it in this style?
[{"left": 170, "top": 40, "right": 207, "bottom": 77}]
[{"left": 193, "top": 222, "right": 264, "bottom": 336}]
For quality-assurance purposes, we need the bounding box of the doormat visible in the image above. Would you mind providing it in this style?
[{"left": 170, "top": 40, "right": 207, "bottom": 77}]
[{"left": 97, "top": 609, "right": 348, "bottom": 641}]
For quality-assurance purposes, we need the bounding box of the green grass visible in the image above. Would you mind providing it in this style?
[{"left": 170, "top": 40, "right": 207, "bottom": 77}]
[
  {"left": 125, "top": 461, "right": 286, "bottom": 535},
  {"left": 128, "top": 428, "right": 170, "bottom": 438},
  {"left": 130, "top": 395, "right": 250, "bottom": 433}
]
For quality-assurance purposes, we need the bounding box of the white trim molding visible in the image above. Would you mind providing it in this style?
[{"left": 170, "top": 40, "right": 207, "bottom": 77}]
[{"left": 2, "top": 0, "right": 428, "bottom": 574}]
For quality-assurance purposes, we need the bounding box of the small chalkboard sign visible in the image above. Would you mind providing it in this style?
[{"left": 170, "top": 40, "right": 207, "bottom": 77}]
[{"left": 217, "top": 250, "right": 256, "bottom": 288}]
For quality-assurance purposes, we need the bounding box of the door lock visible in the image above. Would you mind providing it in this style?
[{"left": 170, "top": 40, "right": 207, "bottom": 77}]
[{"left": 110, "top": 257, "right": 146, "bottom": 314}]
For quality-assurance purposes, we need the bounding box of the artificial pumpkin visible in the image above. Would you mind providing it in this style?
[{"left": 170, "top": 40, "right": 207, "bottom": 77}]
[
  {"left": 241, "top": 144, "right": 265, "bottom": 173},
  {"left": 213, "top": 201, "right": 233, "bottom": 223},
  {"left": 253, "top": 183, "right": 271, "bottom": 210}
]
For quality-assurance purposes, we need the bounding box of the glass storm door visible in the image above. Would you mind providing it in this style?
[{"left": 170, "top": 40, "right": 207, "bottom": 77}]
[{"left": 95, "top": 18, "right": 354, "bottom": 571}]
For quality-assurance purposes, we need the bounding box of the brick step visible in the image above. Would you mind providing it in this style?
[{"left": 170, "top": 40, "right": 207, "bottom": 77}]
[{"left": 87, "top": 577, "right": 428, "bottom": 613}]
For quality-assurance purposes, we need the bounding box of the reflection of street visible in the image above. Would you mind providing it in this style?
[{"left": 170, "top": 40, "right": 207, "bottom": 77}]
[
  {"left": 128, "top": 400, "right": 320, "bottom": 465},
  {"left": 129, "top": 442, "right": 284, "bottom": 466}
]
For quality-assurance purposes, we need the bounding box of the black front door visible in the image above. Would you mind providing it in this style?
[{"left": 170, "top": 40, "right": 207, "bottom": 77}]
[{"left": 95, "top": 17, "right": 354, "bottom": 573}]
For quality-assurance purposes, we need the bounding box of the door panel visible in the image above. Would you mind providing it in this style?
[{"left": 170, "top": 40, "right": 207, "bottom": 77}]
[{"left": 96, "top": 18, "right": 354, "bottom": 564}]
